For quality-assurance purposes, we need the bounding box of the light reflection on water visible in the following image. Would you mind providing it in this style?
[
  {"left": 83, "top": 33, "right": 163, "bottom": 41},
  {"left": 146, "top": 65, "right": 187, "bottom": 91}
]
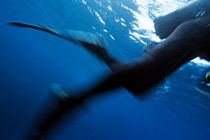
[
  {"left": 79, "top": 0, "right": 209, "bottom": 65},
  {"left": 132, "top": 0, "right": 209, "bottom": 65},
  {"left": 130, "top": 0, "right": 194, "bottom": 42}
]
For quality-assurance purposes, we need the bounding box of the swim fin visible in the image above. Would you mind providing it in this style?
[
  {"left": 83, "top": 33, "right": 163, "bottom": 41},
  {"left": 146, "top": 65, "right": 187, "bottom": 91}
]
[
  {"left": 49, "top": 83, "right": 90, "bottom": 112},
  {"left": 49, "top": 83, "right": 70, "bottom": 100},
  {"left": 8, "top": 22, "right": 107, "bottom": 48}
]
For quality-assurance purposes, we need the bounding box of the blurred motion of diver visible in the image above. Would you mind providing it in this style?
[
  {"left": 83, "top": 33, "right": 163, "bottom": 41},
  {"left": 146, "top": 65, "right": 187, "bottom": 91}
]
[{"left": 8, "top": 0, "right": 210, "bottom": 139}]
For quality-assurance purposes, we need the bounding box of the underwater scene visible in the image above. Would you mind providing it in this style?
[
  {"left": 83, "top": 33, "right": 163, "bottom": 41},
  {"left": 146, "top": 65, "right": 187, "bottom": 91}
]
[{"left": 0, "top": 0, "right": 210, "bottom": 140}]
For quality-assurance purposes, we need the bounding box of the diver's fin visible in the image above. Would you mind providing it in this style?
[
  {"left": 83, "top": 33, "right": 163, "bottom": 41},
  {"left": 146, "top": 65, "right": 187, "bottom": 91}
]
[
  {"left": 9, "top": 22, "right": 113, "bottom": 66},
  {"left": 49, "top": 83, "right": 90, "bottom": 112},
  {"left": 8, "top": 22, "right": 107, "bottom": 48},
  {"left": 8, "top": 22, "right": 60, "bottom": 37},
  {"left": 49, "top": 83, "right": 69, "bottom": 100}
]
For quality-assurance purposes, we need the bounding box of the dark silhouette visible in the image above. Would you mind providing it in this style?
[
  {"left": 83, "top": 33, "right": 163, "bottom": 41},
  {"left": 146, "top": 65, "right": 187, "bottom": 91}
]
[
  {"left": 10, "top": 17, "right": 210, "bottom": 140},
  {"left": 154, "top": 0, "right": 210, "bottom": 39},
  {"left": 8, "top": 1, "right": 210, "bottom": 139}
]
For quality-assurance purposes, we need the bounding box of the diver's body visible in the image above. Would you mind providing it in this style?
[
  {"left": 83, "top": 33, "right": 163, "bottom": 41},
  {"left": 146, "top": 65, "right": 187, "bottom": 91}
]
[
  {"left": 9, "top": 17, "right": 210, "bottom": 140},
  {"left": 10, "top": 18, "right": 210, "bottom": 94},
  {"left": 9, "top": 1, "right": 210, "bottom": 138}
]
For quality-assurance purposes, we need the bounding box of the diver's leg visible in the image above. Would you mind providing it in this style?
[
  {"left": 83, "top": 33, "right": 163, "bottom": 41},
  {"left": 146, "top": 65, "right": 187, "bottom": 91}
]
[
  {"left": 80, "top": 42, "right": 126, "bottom": 71},
  {"left": 154, "top": 0, "right": 210, "bottom": 39},
  {"left": 143, "top": 41, "right": 159, "bottom": 53},
  {"left": 200, "top": 46, "right": 210, "bottom": 61},
  {"left": 27, "top": 69, "right": 130, "bottom": 140}
]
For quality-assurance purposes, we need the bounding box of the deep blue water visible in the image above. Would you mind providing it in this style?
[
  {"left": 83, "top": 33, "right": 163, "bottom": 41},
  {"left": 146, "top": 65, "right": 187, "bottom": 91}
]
[{"left": 0, "top": 0, "right": 210, "bottom": 140}]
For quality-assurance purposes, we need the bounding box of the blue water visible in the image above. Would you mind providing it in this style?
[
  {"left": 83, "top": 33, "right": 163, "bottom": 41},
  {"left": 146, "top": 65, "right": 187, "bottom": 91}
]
[{"left": 0, "top": 0, "right": 210, "bottom": 140}]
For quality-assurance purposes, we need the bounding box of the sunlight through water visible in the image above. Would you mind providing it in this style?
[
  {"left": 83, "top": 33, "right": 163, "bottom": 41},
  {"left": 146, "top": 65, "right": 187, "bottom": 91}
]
[{"left": 131, "top": 0, "right": 210, "bottom": 65}]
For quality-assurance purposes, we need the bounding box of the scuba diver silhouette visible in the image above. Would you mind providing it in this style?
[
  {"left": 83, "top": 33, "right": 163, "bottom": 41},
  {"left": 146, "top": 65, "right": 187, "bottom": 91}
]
[{"left": 9, "top": 0, "right": 210, "bottom": 139}]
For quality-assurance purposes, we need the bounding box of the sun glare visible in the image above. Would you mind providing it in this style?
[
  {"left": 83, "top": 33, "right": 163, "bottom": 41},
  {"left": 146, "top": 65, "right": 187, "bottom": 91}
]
[{"left": 131, "top": 0, "right": 209, "bottom": 65}]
